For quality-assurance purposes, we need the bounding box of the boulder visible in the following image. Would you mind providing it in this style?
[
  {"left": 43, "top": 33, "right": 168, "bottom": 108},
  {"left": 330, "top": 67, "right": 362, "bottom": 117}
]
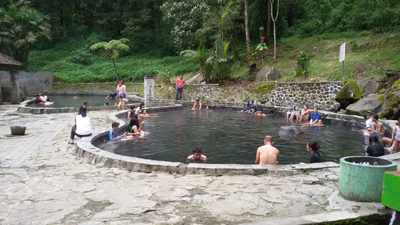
[
  {"left": 335, "top": 81, "right": 364, "bottom": 109},
  {"left": 255, "top": 66, "right": 280, "bottom": 81},
  {"left": 277, "top": 126, "right": 302, "bottom": 140},
  {"left": 345, "top": 94, "right": 384, "bottom": 116},
  {"left": 357, "top": 80, "right": 379, "bottom": 96},
  {"left": 379, "top": 90, "right": 400, "bottom": 119}
]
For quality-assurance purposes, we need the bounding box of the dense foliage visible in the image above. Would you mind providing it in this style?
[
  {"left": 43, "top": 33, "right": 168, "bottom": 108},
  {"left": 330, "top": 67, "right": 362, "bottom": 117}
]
[{"left": 0, "top": 0, "right": 399, "bottom": 82}]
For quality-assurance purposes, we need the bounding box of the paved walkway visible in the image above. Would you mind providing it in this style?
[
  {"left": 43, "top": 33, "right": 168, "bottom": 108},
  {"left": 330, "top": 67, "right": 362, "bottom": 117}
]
[{"left": 0, "top": 105, "right": 396, "bottom": 224}]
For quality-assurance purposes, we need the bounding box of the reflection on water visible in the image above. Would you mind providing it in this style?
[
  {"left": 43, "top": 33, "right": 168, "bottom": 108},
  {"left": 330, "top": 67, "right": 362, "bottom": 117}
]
[
  {"left": 97, "top": 109, "right": 366, "bottom": 164},
  {"left": 28, "top": 94, "right": 139, "bottom": 108}
]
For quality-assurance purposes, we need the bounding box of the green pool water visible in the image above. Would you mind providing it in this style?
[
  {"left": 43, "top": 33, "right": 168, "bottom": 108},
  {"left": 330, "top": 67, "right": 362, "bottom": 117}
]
[{"left": 97, "top": 109, "right": 367, "bottom": 164}]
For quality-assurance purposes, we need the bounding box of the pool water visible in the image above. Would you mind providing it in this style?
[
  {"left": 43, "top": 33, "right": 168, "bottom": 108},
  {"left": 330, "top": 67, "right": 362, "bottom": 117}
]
[
  {"left": 28, "top": 94, "right": 131, "bottom": 108},
  {"left": 97, "top": 109, "right": 367, "bottom": 164}
]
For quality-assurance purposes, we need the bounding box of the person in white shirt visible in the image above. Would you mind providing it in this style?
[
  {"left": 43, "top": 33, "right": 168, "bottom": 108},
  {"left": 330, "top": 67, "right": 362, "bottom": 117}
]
[
  {"left": 68, "top": 108, "right": 92, "bottom": 144},
  {"left": 135, "top": 103, "right": 145, "bottom": 114}
]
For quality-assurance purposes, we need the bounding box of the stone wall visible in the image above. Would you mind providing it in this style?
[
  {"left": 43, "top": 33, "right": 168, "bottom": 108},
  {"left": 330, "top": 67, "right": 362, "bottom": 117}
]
[
  {"left": 51, "top": 82, "right": 346, "bottom": 111},
  {"left": 52, "top": 83, "right": 144, "bottom": 95},
  {"left": 0, "top": 71, "right": 53, "bottom": 102},
  {"left": 268, "top": 82, "right": 344, "bottom": 111}
]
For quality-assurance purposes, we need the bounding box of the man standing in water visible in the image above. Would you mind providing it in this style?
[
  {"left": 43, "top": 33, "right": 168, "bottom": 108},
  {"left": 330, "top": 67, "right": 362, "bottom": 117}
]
[
  {"left": 176, "top": 74, "right": 186, "bottom": 100},
  {"left": 255, "top": 136, "right": 280, "bottom": 165}
]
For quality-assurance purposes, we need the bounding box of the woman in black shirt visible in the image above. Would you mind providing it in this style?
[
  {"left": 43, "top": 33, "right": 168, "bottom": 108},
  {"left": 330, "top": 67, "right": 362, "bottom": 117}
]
[
  {"left": 307, "top": 140, "right": 326, "bottom": 163},
  {"left": 366, "top": 134, "right": 385, "bottom": 157}
]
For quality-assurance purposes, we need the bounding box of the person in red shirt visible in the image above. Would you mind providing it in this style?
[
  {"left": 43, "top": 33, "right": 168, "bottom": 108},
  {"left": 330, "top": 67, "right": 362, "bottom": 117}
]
[{"left": 176, "top": 74, "right": 186, "bottom": 100}]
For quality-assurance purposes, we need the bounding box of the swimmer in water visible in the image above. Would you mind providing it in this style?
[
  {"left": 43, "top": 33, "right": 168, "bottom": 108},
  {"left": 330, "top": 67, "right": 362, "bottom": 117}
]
[
  {"left": 73, "top": 95, "right": 79, "bottom": 100},
  {"left": 192, "top": 99, "right": 202, "bottom": 110},
  {"left": 104, "top": 102, "right": 109, "bottom": 106},
  {"left": 255, "top": 108, "right": 266, "bottom": 117},
  {"left": 186, "top": 147, "right": 207, "bottom": 163},
  {"left": 141, "top": 109, "right": 158, "bottom": 118}
]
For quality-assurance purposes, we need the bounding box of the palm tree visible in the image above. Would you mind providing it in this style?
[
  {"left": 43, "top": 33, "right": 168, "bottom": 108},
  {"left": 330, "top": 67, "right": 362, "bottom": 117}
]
[
  {"left": 90, "top": 38, "right": 130, "bottom": 81},
  {"left": 0, "top": 1, "right": 51, "bottom": 69}
]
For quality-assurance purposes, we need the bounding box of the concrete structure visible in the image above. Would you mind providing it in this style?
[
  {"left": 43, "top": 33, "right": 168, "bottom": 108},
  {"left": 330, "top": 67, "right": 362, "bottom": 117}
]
[
  {"left": 0, "top": 71, "right": 53, "bottom": 102},
  {"left": 0, "top": 52, "right": 22, "bottom": 104},
  {"left": 144, "top": 76, "right": 155, "bottom": 107},
  {"left": 339, "top": 156, "right": 397, "bottom": 202}
]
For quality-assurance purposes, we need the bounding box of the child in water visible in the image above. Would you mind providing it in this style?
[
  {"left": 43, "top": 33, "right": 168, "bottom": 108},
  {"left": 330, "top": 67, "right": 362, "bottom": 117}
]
[{"left": 186, "top": 147, "right": 207, "bottom": 163}]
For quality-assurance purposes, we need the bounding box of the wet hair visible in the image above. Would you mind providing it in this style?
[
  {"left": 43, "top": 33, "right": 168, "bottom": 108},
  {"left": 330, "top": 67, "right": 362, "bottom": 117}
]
[
  {"left": 192, "top": 147, "right": 202, "bottom": 154},
  {"left": 130, "top": 105, "right": 135, "bottom": 110},
  {"left": 118, "top": 80, "right": 125, "bottom": 87},
  {"left": 307, "top": 140, "right": 320, "bottom": 151},
  {"left": 104, "top": 102, "right": 109, "bottom": 106},
  {"left": 264, "top": 135, "right": 273, "bottom": 142},
  {"left": 369, "top": 134, "right": 380, "bottom": 145},
  {"left": 83, "top": 102, "right": 88, "bottom": 106},
  {"left": 258, "top": 108, "right": 263, "bottom": 112},
  {"left": 130, "top": 117, "right": 139, "bottom": 127},
  {"left": 112, "top": 122, "right": 119, "bottom": 128},
  {"left": 363, "top": 112, "right": 371, "bottom": 120},
  {"left": 78, "top": 107, "right": 87, "bottom": 115},
  {"left": 372, "top": 114, "right": 379, "bottom": 120}
]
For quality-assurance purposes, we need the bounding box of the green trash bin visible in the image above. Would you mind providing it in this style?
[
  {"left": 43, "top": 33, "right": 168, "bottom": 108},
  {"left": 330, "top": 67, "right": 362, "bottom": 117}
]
[{"left": 339, "top": 156, "right": 397, "bottom": 202}]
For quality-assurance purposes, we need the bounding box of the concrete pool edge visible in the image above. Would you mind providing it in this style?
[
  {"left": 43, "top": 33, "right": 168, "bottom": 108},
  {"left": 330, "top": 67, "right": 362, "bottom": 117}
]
[
  {"left": 73, "top": 105, "right": 400, "bottom": 175},
  {"left": 17, "top": 98, "right": 138, "bottom": 114}
]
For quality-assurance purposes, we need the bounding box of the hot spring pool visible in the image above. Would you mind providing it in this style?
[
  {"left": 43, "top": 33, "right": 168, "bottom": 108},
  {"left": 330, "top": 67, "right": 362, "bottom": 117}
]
[
  {"left": 28, "top": 94, "right": 135, "bottom": 108},
  {"left": 97, "top": 109, "right": 367, "bottom": 164}
]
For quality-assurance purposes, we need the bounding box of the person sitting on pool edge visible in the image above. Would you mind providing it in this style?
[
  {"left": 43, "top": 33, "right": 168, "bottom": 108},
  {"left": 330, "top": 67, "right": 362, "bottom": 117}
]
[
  {"left": 310, "top": 106, "right": 321, "bottom": 124},
  {"left": 366, "top": 134, "right": 385, "bottom": 157},
  {"left": 135, "top": 103, "right": 145, "bottom": 114},
  {"left": 186, "top": 147, "right": 207, "bottom": 163},
  {"left": 300, "top": 105, "right": 310, "bottom": 121},
  {"left": 192, "top": 99, "right": 202, "bottom": 110},
  {"left": 255, "top": 135, "right": 279, "bottom": 165},
  {"left": 368, "top": 114, "right": 392, "bottom": 147},
  {"left": 286, "top": 105, "right": 301, "bottom": 120},
  {"left": 248, "top": 100, "right": 257, "bottom": 113}
]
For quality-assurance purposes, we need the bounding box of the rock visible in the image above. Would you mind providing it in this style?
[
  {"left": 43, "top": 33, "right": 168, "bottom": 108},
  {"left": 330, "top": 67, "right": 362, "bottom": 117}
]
[
  {"left": 255, "top": 66, "right": 280, "bottom": 81},
  {"left": 277, "top": 126, "right": 302, "bottom": 140},
  {"left": 357, "top": 80, "right": 379, "bottom": 96},
  {"left": 345, "top": 94, "right": 384, "bottom": 116},
  {"left": 335, "top": 81, "right": 364, "bottom": 109},
  {"left": 379, "top": 90, "right": 400, "bottom": 119}
]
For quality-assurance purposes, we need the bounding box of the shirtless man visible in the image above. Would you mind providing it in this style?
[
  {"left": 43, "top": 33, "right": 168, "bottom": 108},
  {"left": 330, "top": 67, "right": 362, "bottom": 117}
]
[
  {"left": 255, "top": 108, "right": 266, "bottom": 117},
  {"left": 300, "top": 105, "right": 310, "bottom": 121},
  {"left": 186, "top": 147, "right": 207, "bottom": 163},
  {"left": 368, "top": 114, "right": 392, "bottom": 146},
  {"left": 255, "top": 135, "right": 280, "bottom": 165}
]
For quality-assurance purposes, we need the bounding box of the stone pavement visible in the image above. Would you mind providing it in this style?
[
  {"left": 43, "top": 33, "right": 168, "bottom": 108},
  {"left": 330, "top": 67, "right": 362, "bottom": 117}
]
[{"left": 0, "top": 105, "right": 395, "bottom": 224}]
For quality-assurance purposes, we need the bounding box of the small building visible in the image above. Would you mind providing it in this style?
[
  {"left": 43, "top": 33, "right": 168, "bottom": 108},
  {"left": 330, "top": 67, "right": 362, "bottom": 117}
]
[{"left": 0, "top": 52, "right": 23, "bottom": 104}]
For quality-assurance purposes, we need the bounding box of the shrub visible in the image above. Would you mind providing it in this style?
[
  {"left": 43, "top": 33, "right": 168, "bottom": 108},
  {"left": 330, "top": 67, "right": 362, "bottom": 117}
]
[
  {"left": 296, "top": 51, "right": 311, "bottom": 76},
  {"left": 70, "top": 47, "right": 92, "bottom": 65}
]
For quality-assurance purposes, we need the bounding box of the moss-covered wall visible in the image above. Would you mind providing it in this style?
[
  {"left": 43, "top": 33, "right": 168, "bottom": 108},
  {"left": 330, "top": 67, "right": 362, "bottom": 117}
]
[
  {"left": 52, "top": 83, "right": 144, "bottom": 95},
  {"left": 268, "top": 82, "right": 344, "bottom": 111}
]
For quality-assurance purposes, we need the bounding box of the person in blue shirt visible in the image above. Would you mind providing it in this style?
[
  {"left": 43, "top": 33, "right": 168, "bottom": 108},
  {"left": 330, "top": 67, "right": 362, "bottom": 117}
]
[
  {"left": 109, "top": 122, "right": 127, "bottom": 141},
  {"left": 310, "top": 106, "right": 322, "bottom": 124},
  {"left": 243, "top": 100, "right": 251, "bottom": 112},
  {"left": 248, "top": 100, "right": 257, "bottom": 113},
  {"left": 286, "top": 105, "right": 301, "bottom": 120}
]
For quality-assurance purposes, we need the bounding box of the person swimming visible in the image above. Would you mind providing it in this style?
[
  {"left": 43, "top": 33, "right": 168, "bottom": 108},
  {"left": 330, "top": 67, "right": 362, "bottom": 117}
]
[
  {"left": 186, "top": 147, "right": 207, "bottom": 163},
  {"left": 192, "top": 99, "right": 202, "bottom": 110},
  {"left": 73, "top": 95, "right": 79, "bottom": 100}
]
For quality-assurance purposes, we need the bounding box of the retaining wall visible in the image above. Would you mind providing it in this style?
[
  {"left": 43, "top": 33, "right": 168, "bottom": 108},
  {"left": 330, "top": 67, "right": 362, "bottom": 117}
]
[{"left": 0, "top": 71, "right": 53, "bottom": 101}]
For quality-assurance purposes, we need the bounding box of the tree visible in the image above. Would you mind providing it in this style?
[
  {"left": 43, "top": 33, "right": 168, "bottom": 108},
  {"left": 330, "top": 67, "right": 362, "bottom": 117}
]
[
  {"left": 270, "top": 0, "right": 279, "bottom": 61},
  {"left": 244, "top": 0, "right": 253, "bottom": 67},
  {"left": 0, "top": 0, "right": 51, "bottom": 69},
  {"left": 89, "top": 38, "right": 130, "bottom": 81}
]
